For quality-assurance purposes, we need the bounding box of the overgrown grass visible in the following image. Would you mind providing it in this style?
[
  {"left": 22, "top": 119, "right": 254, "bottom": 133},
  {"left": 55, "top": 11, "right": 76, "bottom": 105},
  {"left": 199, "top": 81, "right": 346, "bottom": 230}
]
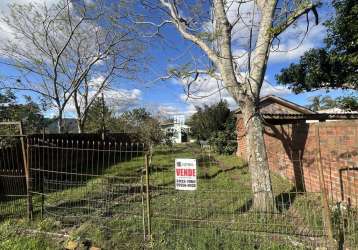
[{"left": 0, "top": 143, "right": 351, "bottom": 249}]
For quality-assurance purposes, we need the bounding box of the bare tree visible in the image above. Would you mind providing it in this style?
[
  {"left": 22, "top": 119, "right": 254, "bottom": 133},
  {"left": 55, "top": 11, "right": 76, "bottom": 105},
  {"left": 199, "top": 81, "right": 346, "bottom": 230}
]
[
  {"left": 69, "top": 11, "right": 142, "bottom": 133},
  {"left": 0, "top": 0, "right": 142, "bottom": 133},
  {"left": 140, "top": 0, "right": 319, "bottom": 211}
]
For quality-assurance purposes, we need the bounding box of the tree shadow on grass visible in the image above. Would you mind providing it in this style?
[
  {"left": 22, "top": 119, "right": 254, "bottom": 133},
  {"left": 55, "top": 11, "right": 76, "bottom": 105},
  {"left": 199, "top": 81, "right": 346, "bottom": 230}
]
[
  {"left": 275, "top": 187, "right": 299, "bottom": 212},
  {"left": 235, "top": 187, "right": 300, "bottom": 214}
]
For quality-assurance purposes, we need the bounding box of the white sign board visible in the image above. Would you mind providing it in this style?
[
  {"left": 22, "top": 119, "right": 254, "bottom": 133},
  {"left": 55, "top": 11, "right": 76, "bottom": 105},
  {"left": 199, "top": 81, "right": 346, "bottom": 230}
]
[{"left": 175, "top": 158, "right": 197, "bottom": 190}]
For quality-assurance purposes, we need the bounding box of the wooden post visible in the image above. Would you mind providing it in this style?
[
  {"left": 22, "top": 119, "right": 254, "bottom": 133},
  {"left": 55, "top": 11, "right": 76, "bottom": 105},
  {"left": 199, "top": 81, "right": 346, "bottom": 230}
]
[
  {"left": 141, "top": 175, "right": 147, "bottom": 241},
  {"left": 101, "top": 92, "right": 106, "bottom": 140},
  {"left": 41, "top": 128, "right": 45, "bottom": 218},
  {"left": 315, "top": 123, "right": 335, "bottom": 245},
  {"left": 144, "top": 154, "right": 152, "bottom": 241},
  {"left": 19, "top": 122, "right": 33, "bottom": 220}
]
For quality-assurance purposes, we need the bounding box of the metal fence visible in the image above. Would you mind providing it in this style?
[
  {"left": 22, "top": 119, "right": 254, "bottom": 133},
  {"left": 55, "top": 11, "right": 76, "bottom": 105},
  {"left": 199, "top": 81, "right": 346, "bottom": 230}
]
[
  {"left": 0, "top": 122, "right": 29, "bottom": 220},
  {"left": 263, "top": 121, "right": 358, "bottom": 249},
  {"left": 147, "top": 145, "right": 330, "bottom": 249},
  {"left": 0, "top": 128, "right": 357, "bottom": 249},
  {"left": 28, "top": 137, "right": 147, "bottom": 248}
]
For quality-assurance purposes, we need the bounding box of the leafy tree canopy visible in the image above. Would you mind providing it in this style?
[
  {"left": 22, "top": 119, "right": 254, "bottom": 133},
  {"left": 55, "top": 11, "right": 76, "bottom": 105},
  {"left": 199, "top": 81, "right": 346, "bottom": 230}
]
[
  {"left": 188, "top": 101, "right": 236, "bottom": 155},
  {"left": 117, "top": 108, "right": 164, "bottom": 147},
  {"left": 336, "top": 95, "right": 358, "bottom": 111},
  {"left": 188, "top": 101, "right": 231, "bottom": 141},
  {"left": 84, "top": 96, "right": 113, "bottom": 133},
  {"left": 276, "top": 0, "right": 358, "bottom": 92},
  {"left": 85, "top": 101, "right": 165, "bottom": 147},
  {"left": 0, "top": 90, "right": 45, "bottom": 133},
  {"left": 306, "top": 94, "right": 358, "bottom": 111}
]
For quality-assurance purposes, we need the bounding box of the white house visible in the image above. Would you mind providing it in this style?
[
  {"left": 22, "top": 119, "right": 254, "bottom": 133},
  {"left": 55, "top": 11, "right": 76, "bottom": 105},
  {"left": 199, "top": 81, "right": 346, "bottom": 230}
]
[{"left": 160, "top": 115, "right": 191, "bottom": 143}]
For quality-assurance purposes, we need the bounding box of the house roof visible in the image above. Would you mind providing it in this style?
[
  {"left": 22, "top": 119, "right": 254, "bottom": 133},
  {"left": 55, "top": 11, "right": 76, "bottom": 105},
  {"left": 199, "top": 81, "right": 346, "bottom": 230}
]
[
  {"left": 46, "top": 118, "right": 78, "bottom": 133},
  {"left": 262, "top": 112, "right": 358, "bottom": 121},
  {"left": 235, "top": 95, "right": 316, "bottom": 115},
  {"left": 160, "top": 121, "right": 174, "bottom": 126},
  {"left": 317, "top": 107, "right": 358, "bottom": 114},
  {"left": 259, "top": 95, "right": 316, "bottom": 114},
  {"left": 262, "top": 113, "right": 358, "bottom": 125}
]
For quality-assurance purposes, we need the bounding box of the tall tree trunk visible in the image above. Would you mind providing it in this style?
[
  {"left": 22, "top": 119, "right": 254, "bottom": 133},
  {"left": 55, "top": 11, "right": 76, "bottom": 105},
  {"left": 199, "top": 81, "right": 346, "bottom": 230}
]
[
  {"left": 213, "top": 0, "right": 275, "bottom": 212},
  {"left": 160, "top": 0, "right": 322, "bottom": 213},
  {"left": 241, "top": 98, "right": 275, "bottom": 212},
  {"left": 77, "top": 119, "right": 84, "bottom": 133},
  {"left": 241, "top": 0, "right": 276, "bottom": 212},
  {"left": 57, "top": 112, "right": 64, "bottom": 134},
  {"left": 160, "top": 0, "right": 319, "bottom": 213}
]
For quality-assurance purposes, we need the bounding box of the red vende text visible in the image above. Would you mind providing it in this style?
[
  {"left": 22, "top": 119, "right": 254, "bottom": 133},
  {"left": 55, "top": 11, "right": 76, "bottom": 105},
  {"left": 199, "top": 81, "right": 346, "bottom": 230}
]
[{"left": 176, "top": 168, "right": 196, "bottom": 177}]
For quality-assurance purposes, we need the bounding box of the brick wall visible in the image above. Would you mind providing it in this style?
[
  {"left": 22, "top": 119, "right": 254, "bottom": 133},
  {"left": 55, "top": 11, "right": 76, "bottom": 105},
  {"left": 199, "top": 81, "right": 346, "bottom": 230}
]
[{"left": 236, "top": 118, "right": 358, "bottom": 206}]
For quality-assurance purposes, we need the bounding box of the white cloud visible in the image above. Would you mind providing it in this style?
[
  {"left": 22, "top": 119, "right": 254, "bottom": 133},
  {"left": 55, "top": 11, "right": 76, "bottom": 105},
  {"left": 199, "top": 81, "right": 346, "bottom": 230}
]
[
  {"left": 63, "top": 83, "right": 142, "bottom": 117},
  {"left": 269, "top": 17, "right": 327, "bottom": 63},
  {"left": 260, "top": 81, "right": 291, "bottom": 96},
  {"left": 104, "top": 88, "right": 142, "bottom": 113},
  {"left": 177, "top": 75, "right": 236, "bottom": 111},
  {"left": 88, "top": 75, "right": 106, "bottom": 89},
  {"left": 0, "top": 0, "right": 60, "bottom": 41},
  {"left": 227, "top": 1, "right": 261, "bottom": 48},
  {"left": 157, "top": 105, "right": 182, "bottom": 116},
  {"left": 225, "top": 2, "right": 326, "bottom": 66},
  {"left": 0, "top": 0, "right": 58, "bottom": 10},
  {"left": 176, "top": 73, "right": 291, "bottom": 113}
]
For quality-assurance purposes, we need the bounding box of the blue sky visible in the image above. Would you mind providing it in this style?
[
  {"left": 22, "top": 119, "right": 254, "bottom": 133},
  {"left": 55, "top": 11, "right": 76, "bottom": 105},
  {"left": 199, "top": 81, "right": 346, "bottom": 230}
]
[
  {"left": 133, "top": 0, "right": 354, "bottom": 116},
  {"left": 0, "top": 0, "right": 354, "bottom": 118}
]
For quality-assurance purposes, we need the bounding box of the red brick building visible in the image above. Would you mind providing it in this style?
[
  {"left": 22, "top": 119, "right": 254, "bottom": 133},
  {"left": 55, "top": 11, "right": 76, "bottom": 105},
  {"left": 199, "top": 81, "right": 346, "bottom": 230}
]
[{"left": 236, "top": 95, "right": 358, "bottom": 206}]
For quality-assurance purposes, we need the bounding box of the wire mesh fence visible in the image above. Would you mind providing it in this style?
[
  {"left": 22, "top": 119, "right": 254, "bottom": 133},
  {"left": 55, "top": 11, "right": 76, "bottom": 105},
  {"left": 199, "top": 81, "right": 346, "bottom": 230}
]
[
  {"left": 0, "top": 122, "right": 357, "bottom": 249},
  {"left": 28, "top": 137, "right": 147, "bottom": 248},
  {"left": 0, "top": 122, "right": 28, "bottom": 220},
  {"left": 263, "top": 121, "right": 358, "bottom": 249},
  {"left": 147, "top": 144, "right": 329, "bottom": 249}
]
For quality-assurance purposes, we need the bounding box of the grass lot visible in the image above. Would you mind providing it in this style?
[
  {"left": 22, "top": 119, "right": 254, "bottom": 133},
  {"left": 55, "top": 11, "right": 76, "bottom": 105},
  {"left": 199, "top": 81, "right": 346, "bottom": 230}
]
[{"left": 0, "top": 143, "right": 355, "bottom": 249}]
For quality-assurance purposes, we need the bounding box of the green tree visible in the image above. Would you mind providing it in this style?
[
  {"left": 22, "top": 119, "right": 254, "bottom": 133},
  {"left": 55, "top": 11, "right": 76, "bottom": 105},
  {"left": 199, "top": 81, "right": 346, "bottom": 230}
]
[
  {"left": 118, "top": 108, "right": 164, "bottom": 145},
  {"left": 188, "top": 101, "right": 237, "bottom": 155},
  {"left": 0, "top": 90, "right": 16, "bottom": 119},
  {"left": 84, "top": 96, "right": 113, "bottom": 133},
  {"left": 117, "top": 108, "right": 165, "bottom": 161},
  {"left": 188, "top": 101, "right": 231, "bottom": 141},
  {"left": 276, "top": 0, "right": 358, "bottom": 92},
  {"left": 119, "top": 108, "right": 152, "bottom": 130},
  {"left": 306, "top": 95, "right": 336, "bottom": 111},
  {"left": 306, "top": 94, "right": 358, "bottom": 112},
  {"left": 0, "top": 90, "right": 45, "bottom": 134},
  {"left": 336, "top": 95, "right": 358, "bottom": 111}
]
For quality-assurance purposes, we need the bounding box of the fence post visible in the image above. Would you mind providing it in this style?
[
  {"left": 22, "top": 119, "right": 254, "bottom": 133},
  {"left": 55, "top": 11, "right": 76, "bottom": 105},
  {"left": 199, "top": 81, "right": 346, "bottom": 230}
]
[
  {"left": 315, "top": 124, "right": 335, "bottom": 246},
  {"left": 19, "top": 122, "right": 33, "bottom": 220},
  {"left": 144, "top": 154, "right": 152, "bottom": 241},
  {"left": 41, "top": 128, "right": 45, "bottom": 218},
  {"left": 141, "top": 175, "right": 147, "bottom": 241}
]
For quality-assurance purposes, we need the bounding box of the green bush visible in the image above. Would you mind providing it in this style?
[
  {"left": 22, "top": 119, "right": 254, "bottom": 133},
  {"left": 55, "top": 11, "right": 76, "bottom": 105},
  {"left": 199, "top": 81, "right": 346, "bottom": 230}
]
[
  {"left": 209, "top": 131, "right": 237, "bottom": 155},
  {"left": 188, "top": 101, "right": 237, "bottom": 155}
]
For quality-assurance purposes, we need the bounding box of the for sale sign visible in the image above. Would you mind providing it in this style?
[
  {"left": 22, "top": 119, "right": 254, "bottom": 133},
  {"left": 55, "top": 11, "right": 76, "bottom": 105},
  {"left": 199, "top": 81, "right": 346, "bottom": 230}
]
[{"left": 175, "top": 158, "right": 197, "bottom": 190}]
